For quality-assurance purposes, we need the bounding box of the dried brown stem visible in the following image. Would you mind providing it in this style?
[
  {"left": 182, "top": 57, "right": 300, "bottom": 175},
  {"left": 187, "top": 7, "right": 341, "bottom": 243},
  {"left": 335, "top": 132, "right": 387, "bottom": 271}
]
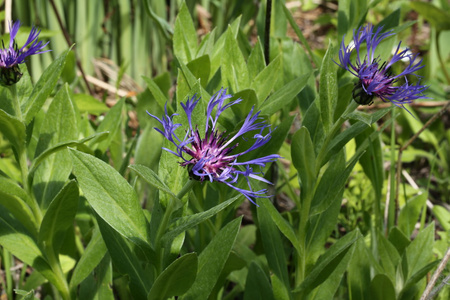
[{"left": 420, "top": 247, "right": 450, "bottom": 300}]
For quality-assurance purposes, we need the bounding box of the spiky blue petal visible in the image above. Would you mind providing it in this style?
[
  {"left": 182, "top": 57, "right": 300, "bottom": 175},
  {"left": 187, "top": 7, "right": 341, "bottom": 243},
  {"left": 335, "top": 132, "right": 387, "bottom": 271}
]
[{"left": 148, "top": 88, "right": 280, "bottom": 205}]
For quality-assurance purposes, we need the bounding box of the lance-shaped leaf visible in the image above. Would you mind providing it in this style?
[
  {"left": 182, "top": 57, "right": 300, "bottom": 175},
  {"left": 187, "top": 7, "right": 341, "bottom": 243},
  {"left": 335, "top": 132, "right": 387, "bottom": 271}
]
[
  {"left": 163, "top": 196, "right": 240, "bottom": 244},
  {"left": 38, "top": 180, "right": 79, "bottom": 254},
  {"left": 318, "top": 44, "right": 337, "bottom": 133},
  {"left": 148, "top": 253, "right": 198, "bottom": 300},
  {"left": 22, "top": 48, "right": 71, "bottom": 125},
  {"left": 33, "top": 84, "right": 78, "bottom": 209},
  {"left": 69, "top": 227, "right": 107, "bottom": 294},
  {"left": 0, "top": 109, "right": 25, "bottom": 151},
  {"left": 291, "top": 127, "right": 316, "bottom": 202},
  {"left": 69, "top": 149, "right": 149, "bottom": 249},
  {"left": 293, "top": 229, "right": 361, "bottom": 296},
  {"left": 182, "top": 217, "right": 242, "bottom": 300}
]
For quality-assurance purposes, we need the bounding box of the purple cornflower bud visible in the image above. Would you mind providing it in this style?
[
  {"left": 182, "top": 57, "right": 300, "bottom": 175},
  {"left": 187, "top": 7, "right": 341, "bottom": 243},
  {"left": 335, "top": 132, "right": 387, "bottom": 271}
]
[
  {"left": 335, "top": 24, "right": 428, "bottom": 110},
  {"left": 0, "top": 21, "right": 50, "bottom": 86},
  {"left": 148, "top": 88, "right": 280, "bottom": 205}
]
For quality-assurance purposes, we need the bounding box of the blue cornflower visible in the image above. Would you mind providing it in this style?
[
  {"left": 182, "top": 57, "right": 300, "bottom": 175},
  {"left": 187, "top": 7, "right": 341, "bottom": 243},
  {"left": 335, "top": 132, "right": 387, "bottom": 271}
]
[
  {"left": 0, "top": 21, "right": 50, "bottom": 85},
  {"left": 148, "top": 88, "right": 280, "bottom": 205},
  {"left": 336, "top": 24, "right": 428, "bottom": 108}
]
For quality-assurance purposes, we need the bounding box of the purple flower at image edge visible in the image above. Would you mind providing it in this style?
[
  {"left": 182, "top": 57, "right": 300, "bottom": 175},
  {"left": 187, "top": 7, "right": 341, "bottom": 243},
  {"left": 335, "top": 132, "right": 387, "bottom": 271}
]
[
  {"left": 335, "top": 24, "right": 429, "bottom": 112},
  {"left": 0, "top": 21, "right": 50, "bottom": 86},
  {"left": 148, "top": 88, "right": 281, "bottom": 206}
]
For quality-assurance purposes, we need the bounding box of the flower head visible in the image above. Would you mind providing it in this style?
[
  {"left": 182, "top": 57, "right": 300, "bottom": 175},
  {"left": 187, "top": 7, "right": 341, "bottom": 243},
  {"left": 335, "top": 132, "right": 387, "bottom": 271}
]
[
  {"left": 335, "top": 24, "right": 428, "bottom": 109},
  {"left": 0, "top": 21, "right": 50, "bottom": 86},
  {"left": 148, "top": 88, "right": 280, "bottom": 205}
]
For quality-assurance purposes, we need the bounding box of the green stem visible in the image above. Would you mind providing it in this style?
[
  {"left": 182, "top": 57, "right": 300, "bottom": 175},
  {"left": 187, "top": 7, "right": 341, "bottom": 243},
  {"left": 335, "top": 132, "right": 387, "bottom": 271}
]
[
  {"left": 387, "top": 105, "right": 397, "bottom": 233},
  {"left": 8, "top": 84, "right": 22, "bottom": 121},
  {"left": 315, "top": 100, "right": 359, "bottom": 175},
  {"left": 214, "top": 191, "right": 226, "bottom": 231},
  {"left": 154, "top": 180, "right": 195, "bottom": 274},
  {"left": 19, "top": 146, "right": 42, "bottom": 223},
  {"left": 3, "top": 249, "right": 13, "bottom": 300},
  {"left": 44, "top": 244, "right": 70, "bottom": 300},
  {"left": 8, "top": 85, "right": 42, "bottom": 223},
  {"left": 296, "top": 100, "right": 359, "bottom": 290},
  {"left": 295, "top": 193, "right": 313, "bottom": 288}
]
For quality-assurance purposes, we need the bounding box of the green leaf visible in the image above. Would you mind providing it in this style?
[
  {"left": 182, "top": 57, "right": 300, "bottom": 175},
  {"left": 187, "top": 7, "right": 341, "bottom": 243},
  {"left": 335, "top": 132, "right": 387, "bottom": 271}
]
[
  {"left": 89, "top": 254, "right": 114, "bottom": 300},
  {"left": 38, "top": 180, "right": 79, "bottom": 254},
  {"left": 259, "top": 200, "right": 301, "bottom": 255},
  {"left": 221, "top": 27, "right": 250, "bottom": 92},
  {"left": 22, "top": 48, "right": 71, "bottom": 125},
  {"left": 142, "top": 75, "right": 172, "bottom": 114},
  {"left": 291, "top": 127, "right": 316, "bottom": 201},
  {"left": 163, "top": 196, "right": 240, "bottom": 243},
  {"left": 400, "top": 260, "right": 440, "bottom": 295},
  {"left": 259, "top": 72, "right": 311, "bottom": 116},
  {"left": 148, "top": 253, "right": 198, "bottom": 300},
  {"left": 398, "top": 192, "right": 428, "bottom": 237},
  {"left": 377, "top": 232, "right": 401, "bottom": 283},
  {"left": 251, "top": 55, "right": 281, "bottom": 103},
  {"left": 323, "top": 108, "right": 390, "bottom": 166},
  {"left": 91, "top": 98, "right": 124, "bottom": 153},
  {"left": 0, "top": 109, "right": 26, "bottom": 151},
  {"left": 403, "top": 222, "right": 434, "bottom": 278},
  {"left": 173, "top": 2, "right": 197, "bottom": 63},
  {"left": 302, "top": 102, "right": 324, "bottom": 154},
  {"left": 355, "top": 125, "right": 384, "bottom": 204},
  {"left": 182, "top": 217, "right": 242, "bottom": 300},
  {"left": 0, "top": 203, "right": 60, "bottom": 290},
  {"left": 196, "top": 29, "right": 216, "bottom": 58},
  {"left": 244, "top": 262, "right": 275, "bottom": 300},
  {"left": 143, "top": 0, "right": 173, "bottom": 40},
  {"left": 73, "top": 94, "right": 109, "bottom": 115},
  {"left": 247, "top": 38, "right": 266, "bottom": 80},
  {"left": 347, "top": 111, "right": 374, "bottom": 126},
  {"left": 33, "top": 84, "right": 78, "bottom": 209},
  {"left": 230, "top": 89, "right": 258, "bottom": 120},
  {"left": 310, "top": 148, "right": 364, "bottom": 215},
  {"left": 310, "top": 238, "right": 355, "bottom": 299},
  {"left": 210, "top": 17, "right": 241, "bottom": 77},
  {"left": 257, "top": 201, "right": 291, "bottom": 300},
  {"left": 410, "top": 2, "right": 450, "bottom": 31},
  {"left": 186, "top": 55, "right": 211, "bottom": 88},
  {"left": 96, "top": 215, "right": 150, "bottom": 300},
  {"left": 319, "top": 44, "right": 337, "bottom": 133},
  {"left": 29, "top": 132, "right": 109, "bottom": 177},
  {"left": 69, "top": 149, "right": 149, "bottom": 248},
  {"left": 129, "top": 164, "right": 180, "bottom": 201},
  {"left": 432, "top": 205, "right": 450, "bottom": 232},
  {"left": 388, "top": 227, "right": 411, "bottom": 256},
  {"left": 0, "top": 176, "right": 37, "bottom": 236},
  {"left": 16, "top": 64, "right": 33, "bottom": 107},
  {"left": 294, "top": 229, "right": 361, "bottom": 295},
  {"left": 346, "top": 239, "right": 380, "bottom": 300},
  {"left": 369, "top": 274, "right": 396, "bottom": 300},
  {"left": 69, "top": 228, "right": 107, "bottom": 294},
  {"left": 306, "top": 170, "right": 344, "bottom": 264},
  {"left": 14, "top": 289, "right": 36, "bottom": 300},
  {"left": 178, "top": 62, "right": 212, "bottom": 103}
]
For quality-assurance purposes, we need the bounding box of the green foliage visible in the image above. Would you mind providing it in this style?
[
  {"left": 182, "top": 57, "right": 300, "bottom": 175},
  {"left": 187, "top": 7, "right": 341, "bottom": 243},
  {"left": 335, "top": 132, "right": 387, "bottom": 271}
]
[{"left": 0, "top": 1, "right": 447, "bottom": 299}]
